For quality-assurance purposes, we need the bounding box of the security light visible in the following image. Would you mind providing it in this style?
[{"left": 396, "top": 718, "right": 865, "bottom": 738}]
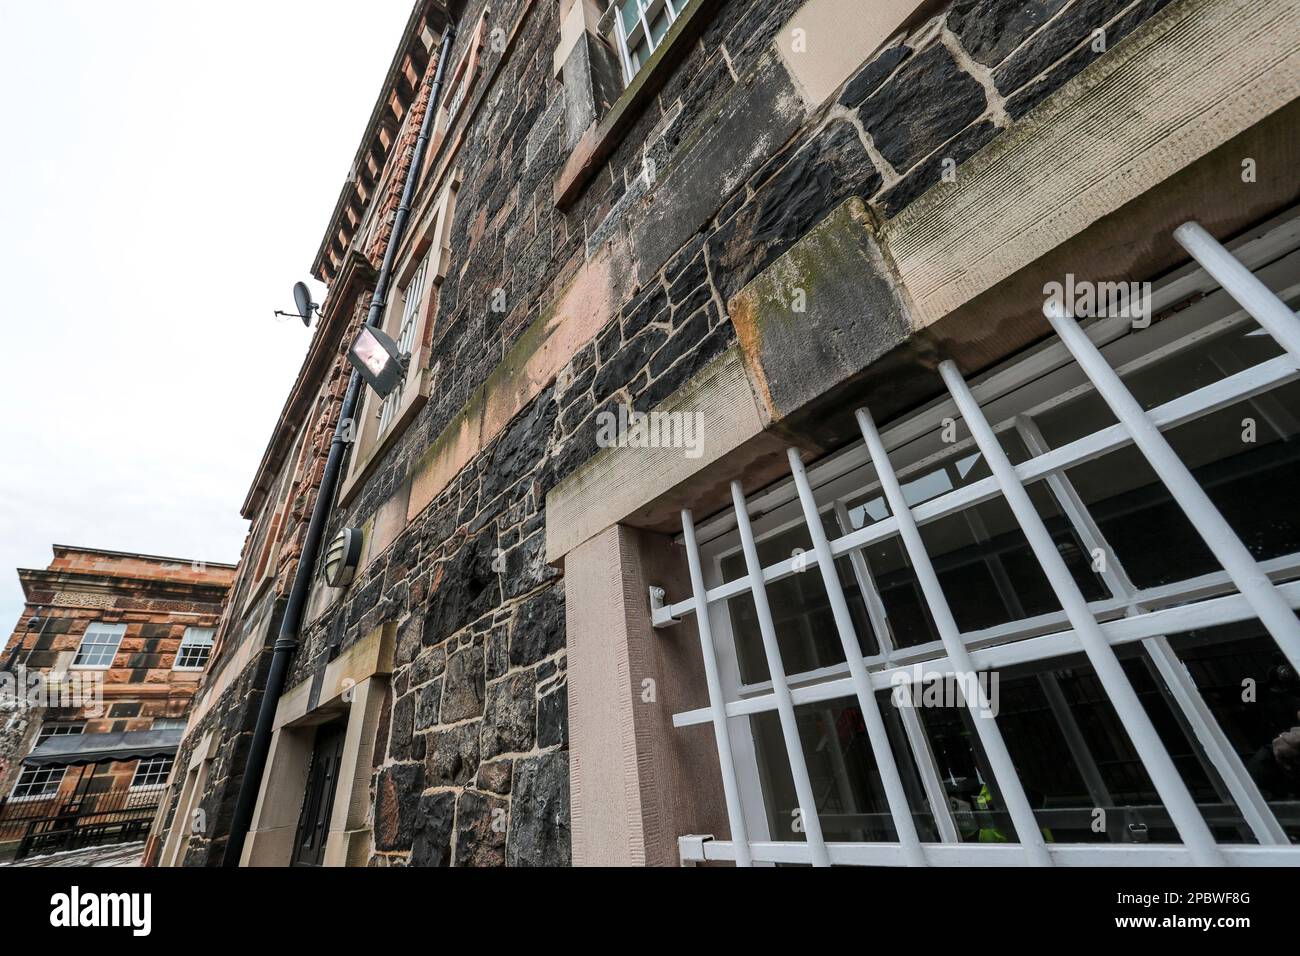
[{"left": 347, "top": 326, "right": 407, "bottom": 397}]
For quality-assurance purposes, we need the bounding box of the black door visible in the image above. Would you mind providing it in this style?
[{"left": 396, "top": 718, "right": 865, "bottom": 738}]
[{"left": 291, "top": 720, "right": 347, "bottom": 867}]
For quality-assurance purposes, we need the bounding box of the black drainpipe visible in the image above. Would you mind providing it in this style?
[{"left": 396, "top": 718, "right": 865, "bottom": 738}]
[{"left": 223, "top": 24, "right": 457, "bottom": 867}]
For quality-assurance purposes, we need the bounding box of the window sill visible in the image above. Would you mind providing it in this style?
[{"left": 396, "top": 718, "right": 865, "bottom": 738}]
[{"left": 554, "top": 0, "right": 722, "bottom": 210}]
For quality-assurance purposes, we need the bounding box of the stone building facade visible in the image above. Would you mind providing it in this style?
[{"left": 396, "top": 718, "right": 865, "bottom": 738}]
[
  {"left": 0, "top": 546, "right": 233, "bottom": 860},
  {"left": 149, "top": 0, "right": 1300, "bottom": 867}
]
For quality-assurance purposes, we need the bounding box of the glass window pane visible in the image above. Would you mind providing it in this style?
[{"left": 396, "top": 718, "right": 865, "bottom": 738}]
[
  {"left": 915, "top": 648, "right": 1255, "bottom": 845},
  {"left": 750, "top": 692, "right": 939, "bottom": 844},
  {"left": 1168, "top": 621, "right": 1300, "bottom": 842},
  {"left": 846, "top": 430, "right": 1107, "bottom": 647},
  {"left": 1043, "top": 377, "right": 1300, "bottom": 590},
  {"left": 722, "top": 517, "right": 880, "bottom": 684}
]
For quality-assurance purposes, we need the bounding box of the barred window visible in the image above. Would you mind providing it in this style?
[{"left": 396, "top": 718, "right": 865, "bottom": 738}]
[
  {"left": 71, "top": 622, "right": 126, "bottom": 669},
  {"left": 9, "top": 723, "right": 84, "bottom": 799},
  {"left": 130, "top": 756, "right": 174, "bottom": 791},
  {"left": 657, "top": 216, "right": 1300, "bottom": 866},
  {"left": 174, "top": 626, "right": 215, "bottom": 671},
  {"left": 377, "top": 251, "right": 432, "bottom": 435}
]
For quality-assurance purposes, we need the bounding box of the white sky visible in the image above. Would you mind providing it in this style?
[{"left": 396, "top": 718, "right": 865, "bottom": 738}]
[{"left": 0, "top": 0, "right": 415, "bottom": 631}]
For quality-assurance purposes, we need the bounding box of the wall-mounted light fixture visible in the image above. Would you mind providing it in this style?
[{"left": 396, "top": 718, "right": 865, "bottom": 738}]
[
  {"left": 347, "top": 326, "right": 407, "bottom": 397},
  {"left": 323, "top": 528, "right": 362, "bottom": 588}
]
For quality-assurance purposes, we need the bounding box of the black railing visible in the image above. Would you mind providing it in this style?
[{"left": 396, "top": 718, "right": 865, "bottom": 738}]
[{"left": 0, "top": 787, "right": 162, "bottom": 860}]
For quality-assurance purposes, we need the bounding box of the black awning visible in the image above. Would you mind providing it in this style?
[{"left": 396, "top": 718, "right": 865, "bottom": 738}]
[{"left": 21, "top": 728, "right": 183, "bottom": 768}]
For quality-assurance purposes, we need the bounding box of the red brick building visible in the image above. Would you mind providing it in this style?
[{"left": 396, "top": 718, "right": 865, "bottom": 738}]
[{"left": 0, "top": 546, "right": 234, "bottom": 860}]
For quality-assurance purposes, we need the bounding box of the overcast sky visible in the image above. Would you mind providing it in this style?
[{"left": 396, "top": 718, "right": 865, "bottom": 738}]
[{"left": 0, "top": 0, "right": 414, "bottom": 631}]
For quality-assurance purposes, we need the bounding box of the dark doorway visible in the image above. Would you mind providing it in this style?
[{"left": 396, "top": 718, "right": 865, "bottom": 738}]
[{"left": 291, "top": 720, "right": 347, "bottom": 867}]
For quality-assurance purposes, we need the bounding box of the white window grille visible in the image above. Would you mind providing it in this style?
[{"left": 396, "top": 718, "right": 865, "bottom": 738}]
[
  {"left": 377, "top": 252, "right": 432, "bottom": 434},
  {"left": 654, "top": 215, "right": 1300, "bottom": 866},
  {"left": 130, "top": 756, "right": 174, "bottom": 791},
  {"left": 10, "top": 723, "right": 84, "bottom": 799},
  {"left": 608, "top": 0, "right": 692, "bottom": 85},
  {"left": 174, "top": 626, "right": 215, "bottom": 671},
  {"left": 71, "top": 622, "right": 126, "bottom": 669}
]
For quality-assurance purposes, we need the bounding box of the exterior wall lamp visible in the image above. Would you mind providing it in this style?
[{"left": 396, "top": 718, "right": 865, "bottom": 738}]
[{"left": 346, "top": 326, "right": 407, "bottom": 397}]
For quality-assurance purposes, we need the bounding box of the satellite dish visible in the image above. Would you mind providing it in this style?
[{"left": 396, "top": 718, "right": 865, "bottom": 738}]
[{"left": 293, "top": 282, "right": 317, "bottom": 327}]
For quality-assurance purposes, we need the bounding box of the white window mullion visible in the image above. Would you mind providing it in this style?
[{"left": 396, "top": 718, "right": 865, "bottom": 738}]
[
  {"left": 785, "top": 449, "right": 927, "bottom": 865},
  {"left": 937, "top": 360, "right": 1225, "bottom": 866}
]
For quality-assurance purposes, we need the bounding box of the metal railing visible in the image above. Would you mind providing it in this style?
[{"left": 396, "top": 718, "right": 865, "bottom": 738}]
[{"left": 0, "top": 786, "right": 163, "bottom": 861}]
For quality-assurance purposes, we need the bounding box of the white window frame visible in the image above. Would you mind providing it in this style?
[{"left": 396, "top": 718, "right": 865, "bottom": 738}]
[
  {"left": 377, "top": 251, "right": 433, "bottom": 435},
  {"left": 130, "top": 755, "right": 174, "bottom": 792},
  {"left": 607, "top": 0, "right": 691, "bottom": 85},
  {"left": 173, "top": 626, "right": 215, "bottom": 672},
  {"left": 70, "top": 621, "right": 127, "bottom": 670},
  {"left": 656, "top": 213, "right": 1300, "bottom": 867},
  {"left": 9, "top": 723, "right": 84, "bottom": 801}
]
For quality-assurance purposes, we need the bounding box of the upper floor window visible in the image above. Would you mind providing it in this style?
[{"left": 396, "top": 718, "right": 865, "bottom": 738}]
[
  {"left": 9, "top": 723, "right": 84, "bottom": 799},
  {"left": 608, "top": 0, "right": 692, "bottom": 84},
  {"left": 174, "top": 627, "right": 215, "bottom": 671},
  {"left": 71, "top": 622, "right": 126, "bottom": 669},
  {"left": 377, "top": 251, "right": 433, "bottom": 434},
  {"left": 130, "top": 755, "right": 174, "bottom": 791}
]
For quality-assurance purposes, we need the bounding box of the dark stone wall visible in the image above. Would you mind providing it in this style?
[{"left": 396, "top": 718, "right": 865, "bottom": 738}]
[{"left": 176, "top": 0, "right": 1186, "bottom": 867}]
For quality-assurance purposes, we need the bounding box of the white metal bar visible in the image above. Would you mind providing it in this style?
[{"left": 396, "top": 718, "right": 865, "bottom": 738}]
[
  {"left": 833, "top": 501, "right": 961, "bottom": 843},
  {"left": 729, "top": 481, "right": 830, "bottom": 865},
  {"left": 672, "top": 579, "right": 1300, "bottom": 728},
  {"left": 1176, "top": 221, "right": 1300, "bottom": 365},
  {"left": 854, "top": 408, "right": 1053, "bottom": 866},
  {"left": 1045, "top": 302, "right": 1300, "bottom": 676},
  {"left": 938, "top": 359, "right": 1225, "bottom": 866},
  {"left": 680, "top": 839, "right": 1300, "bottom": 868},
  {"left": 785, "top": 449, "right": 927, "bottom": 865},
  {"left": 681, "top": 508, "right": 752, "bottom": 866}
]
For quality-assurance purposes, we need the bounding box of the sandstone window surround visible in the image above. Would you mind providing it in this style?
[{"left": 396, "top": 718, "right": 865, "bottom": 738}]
[
  {"left": 156, "top": 730, "right": 216, "bottom": 867},
  {"left": 340, "top": 174, "right": 461, "bottom": 506},
  {"left": 70, "top": 621, "right": 126, "bottom": 670},
  {"left": 424, "top": 5, "right": 490, "bottom": 182},
  {"left": 243, "top": 428, "right": 306, "bottom": 613},
  {"left": 239, "top": 623, "right": 395, "bottom": 867},
  {"left": 173, "top": 626, "right": 215, "bottom": 672}
]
